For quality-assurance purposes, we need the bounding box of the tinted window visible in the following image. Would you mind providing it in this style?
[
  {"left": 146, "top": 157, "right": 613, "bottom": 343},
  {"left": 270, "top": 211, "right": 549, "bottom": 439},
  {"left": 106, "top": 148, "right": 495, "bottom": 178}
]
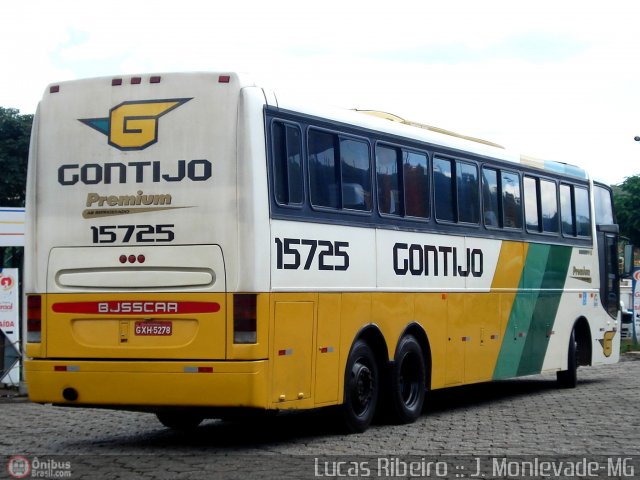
[
  {"left": 308, "top": 130, "right": 338, "bottom": 208},
  {"left": 502, "top": 171, "right": 522, "bottom": 229},
  {"left": 341, "top": 138, "right": 371, "bottom": 211},
  {"left": 524, "top": 176, "right": 539, "bottom": 231},
  {"left": 404, "top": 151, "right": 429, "bottom": 218},
  {"left": 560, "top": 184, "right": 574, "bottom": 236},
  {"left": 540, "top": 179, "right": 558, "bottom": 233},
  {"left": 594, "top": 185, "right": 614, "bottom": 225},
  {"left": 272, "top": 122, "right": 302, "bottom": 205},
  {"left": 575, "top": 186, "right": 591, "bottom": 236},
  {"left": 434, "top": 158, "right": 454, "bottom": 221},
  {"left": 482, "top": 167, "right": 499, "bottom": 227},
  {"left": 457, "top": 161, "right": 479, "bottom": 224},
  {"left": 376, "top": 145, "right": 401, "bottom": 215}
]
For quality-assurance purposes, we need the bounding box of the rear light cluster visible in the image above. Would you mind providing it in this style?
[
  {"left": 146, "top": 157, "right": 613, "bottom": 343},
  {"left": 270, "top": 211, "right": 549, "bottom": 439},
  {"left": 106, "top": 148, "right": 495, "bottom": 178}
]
[
  {"left": 27, "top": 295, "right": 42, "bottom": 343},
  {"left": 233, "top": 294, "right": 257, "bottom": 344},
  {"left": 112, "top": 76, "right": 161, "bottom": 86},
  {"left": 50, "top": 74, "right": 230, "bottom": 94},
  {"left": 119, "top": 254, "right": 146, "bottom": 264}
]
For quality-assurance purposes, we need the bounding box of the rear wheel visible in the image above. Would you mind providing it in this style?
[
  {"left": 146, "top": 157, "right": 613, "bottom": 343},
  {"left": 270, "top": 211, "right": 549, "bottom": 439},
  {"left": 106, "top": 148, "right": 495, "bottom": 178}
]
[
  {"left": 557, "top": 329, "right": 577, "bottom": 388},
  {"left": 156, "top": 411, "right": 204, "bottom": 431},
  {"left": 390, "top": 335, "right": 426, "bottom": 423},
  {"left": 340, "top": 340, "right": 379, "bottom": 433}
]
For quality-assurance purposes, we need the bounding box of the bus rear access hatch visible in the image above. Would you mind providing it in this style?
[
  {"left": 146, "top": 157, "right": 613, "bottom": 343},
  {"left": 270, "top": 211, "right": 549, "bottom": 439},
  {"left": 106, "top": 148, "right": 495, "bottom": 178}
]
[{"left": 43, "top": 245, "right": 227, "bottom": 360}]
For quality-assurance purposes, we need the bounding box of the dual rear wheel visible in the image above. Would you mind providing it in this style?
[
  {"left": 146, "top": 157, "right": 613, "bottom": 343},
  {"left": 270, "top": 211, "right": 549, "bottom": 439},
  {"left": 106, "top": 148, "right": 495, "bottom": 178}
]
[{"left": 340, "top": 335, "right": 427, "bottom": 433}]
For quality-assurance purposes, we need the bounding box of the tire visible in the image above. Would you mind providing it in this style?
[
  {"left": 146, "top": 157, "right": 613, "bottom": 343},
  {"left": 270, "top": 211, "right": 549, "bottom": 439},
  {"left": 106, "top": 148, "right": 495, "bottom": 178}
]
[
  {"left": 390, "top": 335, "right": 426, "bottom": 423},
  {"left": 557, "top": 329, "right": 578, "bottom": 389},
  {"left": 156, "top": 411, "right": 203, "bottom": 431},
  {"left": 340, "top": 340, "right": 379, "bottom": 433}
]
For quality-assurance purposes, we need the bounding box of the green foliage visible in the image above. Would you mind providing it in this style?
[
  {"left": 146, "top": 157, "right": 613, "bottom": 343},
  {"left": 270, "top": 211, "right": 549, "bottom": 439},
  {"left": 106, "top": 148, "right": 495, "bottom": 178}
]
[
  {"left": 613, "top": 174, "right": 640, "bottom": 246},
  {"left": 0, "top": 107, "right": 33, "bottom": 207}
]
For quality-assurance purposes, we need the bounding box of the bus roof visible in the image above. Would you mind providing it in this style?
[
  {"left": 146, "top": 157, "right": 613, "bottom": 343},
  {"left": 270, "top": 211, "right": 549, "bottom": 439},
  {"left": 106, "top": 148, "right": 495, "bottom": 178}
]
[{"left": 271, "top": 90, "right": 589, "bottom": 182}]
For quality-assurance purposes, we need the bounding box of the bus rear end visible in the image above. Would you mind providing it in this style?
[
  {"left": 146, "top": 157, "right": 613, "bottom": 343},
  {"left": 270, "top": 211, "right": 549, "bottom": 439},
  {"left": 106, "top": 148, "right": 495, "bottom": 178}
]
[{"left": 24, "top": 73, "right": 271, "bottom": 417}]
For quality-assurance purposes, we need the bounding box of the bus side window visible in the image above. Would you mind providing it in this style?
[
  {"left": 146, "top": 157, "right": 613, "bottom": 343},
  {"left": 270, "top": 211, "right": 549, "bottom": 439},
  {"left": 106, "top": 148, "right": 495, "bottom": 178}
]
[
  {"left": 574, "top": 186, "right": 591, "bottom": 237},
  {"left": 404, "top": 151, "right": 429, "bottom": 218},
  {"left": 309, "top": 130, "right": 339, "bottom": 209},
  {"left": 457, "top": 161, "right": 479, "bottom": 224},
  {"left": 482, "top": 167, "right": 499, "bottom": 227},
  {"left": 560, "top": 183, "right": 574, "bottom": 236},
  {"left": 434, "top": 158, "right": 454, "bottom": 222},
  {"left": 594, "top": 185, "right": 614, "bottom": 225},
  {"left": 341, "top": 138, "right": 371, "bottom": 211},
  {"left": 501, "top": 171, "right": 522, "bottom": 229},
  {"left": 272, "top": 122, "right": 303, "bottom": 205},
  {"left": 524, "top": 176, "right": 540, "bottom": 232},
  {"left": 376, "top": 145, "right": 401, "bottom": 216},
  {"left": 540, "top": 179, "right": 558, "bottom": 233}
]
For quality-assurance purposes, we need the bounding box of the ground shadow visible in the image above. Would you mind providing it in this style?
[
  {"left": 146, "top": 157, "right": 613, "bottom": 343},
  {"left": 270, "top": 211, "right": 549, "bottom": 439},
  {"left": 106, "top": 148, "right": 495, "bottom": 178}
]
[{"left": 69, "top": 375, "right": 604, "bottom": 451}]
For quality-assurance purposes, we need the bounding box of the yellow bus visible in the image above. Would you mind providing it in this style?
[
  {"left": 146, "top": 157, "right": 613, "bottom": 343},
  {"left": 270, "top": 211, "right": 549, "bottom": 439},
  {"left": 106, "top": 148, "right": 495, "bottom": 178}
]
[{"left": 24, "top": 72, "right": 621, "bottom": 432}]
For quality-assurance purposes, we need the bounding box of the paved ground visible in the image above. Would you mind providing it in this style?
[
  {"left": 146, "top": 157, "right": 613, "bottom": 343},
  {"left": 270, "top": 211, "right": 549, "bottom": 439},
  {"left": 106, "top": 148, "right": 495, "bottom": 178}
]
[{"left": 1, "top": 355, "right": 639, "bottom": 479}]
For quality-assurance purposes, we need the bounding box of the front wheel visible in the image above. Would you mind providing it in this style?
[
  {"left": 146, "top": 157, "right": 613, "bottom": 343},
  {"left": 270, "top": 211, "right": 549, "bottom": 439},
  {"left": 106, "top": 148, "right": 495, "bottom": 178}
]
[
  {"left": 340, "top": 340, "right": 379, "bottom": 433},
  {"left": 557, "top": 329, "right": 577, "bottom": 388},
  {"left": 390, "top": 335, "right": 426, "bottom": 424}
]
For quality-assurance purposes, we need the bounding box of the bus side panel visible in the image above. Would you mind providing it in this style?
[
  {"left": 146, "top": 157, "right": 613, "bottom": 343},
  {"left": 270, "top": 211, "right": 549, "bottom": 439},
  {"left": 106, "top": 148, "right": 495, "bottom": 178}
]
[{"left": 314, "top": 293, "right": 342, "bottom": 405}]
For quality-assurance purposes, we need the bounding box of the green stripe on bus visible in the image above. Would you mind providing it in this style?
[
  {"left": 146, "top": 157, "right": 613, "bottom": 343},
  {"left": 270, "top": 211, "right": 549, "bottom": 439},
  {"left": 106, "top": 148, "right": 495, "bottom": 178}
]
[
  {"left": 493, "top": 244, "right": 572, "bottom": 379},
  {"left": 516, "top": 245, "right": 572, "bottom": 376}
]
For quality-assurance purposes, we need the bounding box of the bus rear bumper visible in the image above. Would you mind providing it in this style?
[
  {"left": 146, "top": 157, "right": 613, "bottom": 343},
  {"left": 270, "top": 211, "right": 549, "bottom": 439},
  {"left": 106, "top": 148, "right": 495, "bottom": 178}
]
[{"left": 24, "top": 359, "right": 269, "bottom": 409}]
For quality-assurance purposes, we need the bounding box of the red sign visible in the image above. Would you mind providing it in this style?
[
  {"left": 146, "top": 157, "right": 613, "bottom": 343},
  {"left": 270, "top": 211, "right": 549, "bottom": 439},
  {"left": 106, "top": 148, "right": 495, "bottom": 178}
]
[
  {"left": 0, "top": 274, "right": 14, "bottom": 290},
  {"left": 52, "top": 301, "right": 220, "bottom": 315}
]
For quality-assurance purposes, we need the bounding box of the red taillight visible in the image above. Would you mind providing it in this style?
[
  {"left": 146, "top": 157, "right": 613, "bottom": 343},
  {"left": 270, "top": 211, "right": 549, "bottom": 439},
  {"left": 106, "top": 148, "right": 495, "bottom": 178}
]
[
  {"left": 218, "top": 75, "right": 231, "bottom": 83},
  {"left": 233, "top": 294, "right": 257, "bottom": 344},
  {"left": 27, "top": 295, "right": 42, "bottom": 343}
]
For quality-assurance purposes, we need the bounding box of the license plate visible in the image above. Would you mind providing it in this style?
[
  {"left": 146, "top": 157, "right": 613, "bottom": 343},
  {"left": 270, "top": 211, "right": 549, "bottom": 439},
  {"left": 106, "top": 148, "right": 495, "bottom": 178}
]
[{"left": 134, "top": 321, "right": 172, "bottom": 336}]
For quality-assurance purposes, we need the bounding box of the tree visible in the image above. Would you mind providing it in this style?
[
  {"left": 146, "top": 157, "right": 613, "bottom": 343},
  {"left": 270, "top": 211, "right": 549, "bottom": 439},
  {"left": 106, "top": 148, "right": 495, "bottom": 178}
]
[
  {"left": 0, "top": 107, "right": 33, "bottom": 207},
  {"left": 613, "top": 174, "right": 640, "bottom": 246}
]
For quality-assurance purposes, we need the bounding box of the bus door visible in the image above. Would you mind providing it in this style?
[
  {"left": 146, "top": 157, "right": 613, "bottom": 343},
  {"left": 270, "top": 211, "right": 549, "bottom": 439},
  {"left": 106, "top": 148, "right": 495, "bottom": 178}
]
[{"left": 594, "top": 184, "right": 619, "bottom": 319}]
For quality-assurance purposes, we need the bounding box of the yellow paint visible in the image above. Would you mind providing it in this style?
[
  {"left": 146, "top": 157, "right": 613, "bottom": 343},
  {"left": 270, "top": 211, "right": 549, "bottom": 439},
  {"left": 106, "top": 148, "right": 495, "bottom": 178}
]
[
  {"left": 463, "top": 294, "right": 501, "bottom": 382},
  {"left": 371, "top": 292, "right": 414, "bottom": 358},
  {"left": 314, "top": 294, "right": 341, "bottom": 404},
  {"left": 25, "top": 359, "right": 269, "bottom": 408},
  {"left": 415, "top": 293, "right": 448, "bottom": 389},
  {"left": 43, "top": 292, "right": 226, "bottom": 360},
  {"left": 602, "top": 330, "right": 615, "bottom": 357},
  {"left": 271, "top": 298, "right": 315, "bottom": 404},
  {"left": 27, "top": 277, "right": 533, "bottom": 411},
  {"left": 109, "top": 101, "right": 184, "bottom": 149},
  {"left": 491, "top": 241, "right": 527, "bottom": 290}
]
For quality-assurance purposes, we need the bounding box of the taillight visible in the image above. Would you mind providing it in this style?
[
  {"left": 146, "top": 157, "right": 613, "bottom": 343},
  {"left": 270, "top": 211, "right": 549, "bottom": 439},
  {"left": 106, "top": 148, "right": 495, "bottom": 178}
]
[
  {"left": 233, "top": 294, "right": 257, "bottom": 344},
  {"left": 27, "top": 295, "right": 42, "bottom": 343}
]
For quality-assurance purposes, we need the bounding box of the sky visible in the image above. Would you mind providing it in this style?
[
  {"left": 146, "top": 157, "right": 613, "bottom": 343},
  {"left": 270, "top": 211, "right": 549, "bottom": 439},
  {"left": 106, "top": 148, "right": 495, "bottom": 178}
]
[{"left": 2, "top": 0, "right": 640, "bottom": 185}]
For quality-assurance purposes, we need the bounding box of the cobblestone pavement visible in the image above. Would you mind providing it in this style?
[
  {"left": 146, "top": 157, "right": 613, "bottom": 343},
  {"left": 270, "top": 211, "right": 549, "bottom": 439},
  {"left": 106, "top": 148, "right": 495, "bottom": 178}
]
[{"left": 1, "top": 355, "right": 639, "bottom": 479}]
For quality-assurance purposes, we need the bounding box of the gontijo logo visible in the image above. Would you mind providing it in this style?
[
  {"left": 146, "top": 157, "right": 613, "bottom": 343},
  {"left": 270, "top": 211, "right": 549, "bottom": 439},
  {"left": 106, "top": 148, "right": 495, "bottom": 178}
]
[{"left": 79, "top": 98, "right": 191, "bottom": 151}]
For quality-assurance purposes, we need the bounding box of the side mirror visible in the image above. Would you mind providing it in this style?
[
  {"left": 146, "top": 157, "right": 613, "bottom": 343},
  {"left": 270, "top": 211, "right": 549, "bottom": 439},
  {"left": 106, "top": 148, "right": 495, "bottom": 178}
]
[{"left": 623, "top": 244, "right": 634, "bottom": 277}]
